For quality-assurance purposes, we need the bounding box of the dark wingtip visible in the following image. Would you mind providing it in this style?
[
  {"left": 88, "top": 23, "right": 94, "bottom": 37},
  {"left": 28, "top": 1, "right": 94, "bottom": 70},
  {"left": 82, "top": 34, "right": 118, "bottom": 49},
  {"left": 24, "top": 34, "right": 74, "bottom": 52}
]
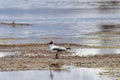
[{"left": 66, "top": 48, "right": 71, "bottom": 50}]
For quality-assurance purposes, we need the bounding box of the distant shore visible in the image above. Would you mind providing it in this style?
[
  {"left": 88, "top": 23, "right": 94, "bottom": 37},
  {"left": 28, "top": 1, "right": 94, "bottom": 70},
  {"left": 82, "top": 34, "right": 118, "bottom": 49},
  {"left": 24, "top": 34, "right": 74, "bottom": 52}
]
[{"left": 0, "top": 43, "right": 119, "bottom": 71}]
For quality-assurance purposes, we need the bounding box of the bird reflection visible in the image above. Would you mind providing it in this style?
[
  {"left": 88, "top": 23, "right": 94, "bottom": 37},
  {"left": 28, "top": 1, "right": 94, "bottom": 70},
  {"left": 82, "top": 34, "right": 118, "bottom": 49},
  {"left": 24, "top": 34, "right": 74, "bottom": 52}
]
[
  {"left": 50, "top": 70, "right": 54, "bottom": 80},
  {"left": 49, "top": 68, "right": 70, "bottom": 80}
]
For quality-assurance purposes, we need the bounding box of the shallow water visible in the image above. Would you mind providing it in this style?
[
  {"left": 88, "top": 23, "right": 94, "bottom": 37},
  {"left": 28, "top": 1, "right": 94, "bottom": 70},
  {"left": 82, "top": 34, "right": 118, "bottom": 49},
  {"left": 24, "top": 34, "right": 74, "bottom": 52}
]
[
  {"left": 0, "top": 52, "right": 20, "bottom": 57},
  {"left": 75, "top": 48, "right": 120, "bottom": 56},
  {"left": 0, "top": 68, "right": 116, "bottom": 80}
]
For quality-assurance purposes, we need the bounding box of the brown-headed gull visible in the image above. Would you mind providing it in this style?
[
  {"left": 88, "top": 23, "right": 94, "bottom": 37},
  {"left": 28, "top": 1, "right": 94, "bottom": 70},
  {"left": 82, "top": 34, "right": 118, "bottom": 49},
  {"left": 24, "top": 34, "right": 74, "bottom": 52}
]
[
  {"left": 48, "top": 41, "right": 71, "bottom": 59},
  {"left": 48, "top": 41, "right": 70, "bottom": 52}
]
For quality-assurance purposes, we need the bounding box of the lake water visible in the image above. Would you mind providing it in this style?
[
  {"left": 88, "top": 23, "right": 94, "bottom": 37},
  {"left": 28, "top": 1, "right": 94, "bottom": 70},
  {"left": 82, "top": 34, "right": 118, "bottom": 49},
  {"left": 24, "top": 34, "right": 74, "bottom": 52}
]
[
  {"left": 0, "top": 67, "right": 116, "bottom": 80},
  {"left": 0, "top": 1, "right": 120, "bottom": 41}
]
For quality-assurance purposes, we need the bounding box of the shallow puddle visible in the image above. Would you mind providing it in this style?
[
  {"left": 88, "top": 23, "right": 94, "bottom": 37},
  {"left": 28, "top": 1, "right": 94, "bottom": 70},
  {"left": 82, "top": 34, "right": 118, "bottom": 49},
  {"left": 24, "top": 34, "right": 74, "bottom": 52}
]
[
  {"left": 0, "top": 67, "right": 115, "bottom": 80},
  {"left": 75, "top": 48, "right": 120, "bottom": 56},
  {"left": 0, "top": 52, "right": 20, "bottom": 57}
]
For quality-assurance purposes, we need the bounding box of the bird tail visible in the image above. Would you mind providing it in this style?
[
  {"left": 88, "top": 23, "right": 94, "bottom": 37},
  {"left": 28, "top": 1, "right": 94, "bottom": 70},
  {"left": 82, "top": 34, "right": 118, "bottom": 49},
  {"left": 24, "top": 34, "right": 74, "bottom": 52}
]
[{"left": 66, "top": 48, "right": 71, "bottom": 50}]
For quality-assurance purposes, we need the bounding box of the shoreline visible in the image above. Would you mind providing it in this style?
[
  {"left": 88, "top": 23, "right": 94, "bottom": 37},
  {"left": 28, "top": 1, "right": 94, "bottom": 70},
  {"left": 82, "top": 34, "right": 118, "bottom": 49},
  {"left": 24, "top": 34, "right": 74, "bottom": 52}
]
[
  {"left": 0, "top": 54, "right": 120, "bottom": 72},
  {"left": 0, "top": 43, "right": 119, "bottom": 71}
]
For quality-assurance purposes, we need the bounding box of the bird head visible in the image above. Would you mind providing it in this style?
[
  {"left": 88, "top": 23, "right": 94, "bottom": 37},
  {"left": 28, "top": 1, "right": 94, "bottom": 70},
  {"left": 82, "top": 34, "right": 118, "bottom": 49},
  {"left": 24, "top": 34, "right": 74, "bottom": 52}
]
[{"left": 48, "top": 41, "right": 54, "bottom": 45}]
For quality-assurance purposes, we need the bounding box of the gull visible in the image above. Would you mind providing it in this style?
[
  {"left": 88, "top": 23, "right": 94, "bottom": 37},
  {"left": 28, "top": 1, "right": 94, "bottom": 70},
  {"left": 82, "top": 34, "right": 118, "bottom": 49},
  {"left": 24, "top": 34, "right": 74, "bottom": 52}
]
[
  {"left": 48, "top": 41, "right": 70, "bottom": 52},
  {"left": 48, "top": 41, "right": 71, "bottom": 59}
]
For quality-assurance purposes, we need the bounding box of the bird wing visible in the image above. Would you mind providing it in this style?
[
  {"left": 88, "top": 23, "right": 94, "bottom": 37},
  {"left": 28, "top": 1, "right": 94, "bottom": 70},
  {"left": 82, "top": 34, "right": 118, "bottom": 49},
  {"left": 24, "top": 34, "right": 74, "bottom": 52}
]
[{"left": 51, "top": 45, "right": 66, "bottom": 51}]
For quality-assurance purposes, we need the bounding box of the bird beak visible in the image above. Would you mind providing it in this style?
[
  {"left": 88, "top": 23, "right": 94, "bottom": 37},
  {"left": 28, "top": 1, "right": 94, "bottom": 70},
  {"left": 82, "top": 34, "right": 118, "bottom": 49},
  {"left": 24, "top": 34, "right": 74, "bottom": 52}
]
[{"left": 47, "top": 43, "right": 50, "bottom": 44}]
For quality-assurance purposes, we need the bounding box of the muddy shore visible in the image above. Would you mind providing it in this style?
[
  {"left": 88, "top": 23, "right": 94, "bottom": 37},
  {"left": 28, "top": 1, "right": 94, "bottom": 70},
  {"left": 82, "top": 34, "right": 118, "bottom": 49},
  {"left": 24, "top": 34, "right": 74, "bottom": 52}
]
[{"left": 0, "top": 43, "right": 120, "bottom": 71}]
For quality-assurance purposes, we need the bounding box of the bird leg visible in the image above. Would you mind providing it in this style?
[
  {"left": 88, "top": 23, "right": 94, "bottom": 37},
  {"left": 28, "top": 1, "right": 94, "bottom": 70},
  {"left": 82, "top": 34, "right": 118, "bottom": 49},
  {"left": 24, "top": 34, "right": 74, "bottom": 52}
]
[{"left": 55, "top": 53, "right": 59, "bottom": 59}]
